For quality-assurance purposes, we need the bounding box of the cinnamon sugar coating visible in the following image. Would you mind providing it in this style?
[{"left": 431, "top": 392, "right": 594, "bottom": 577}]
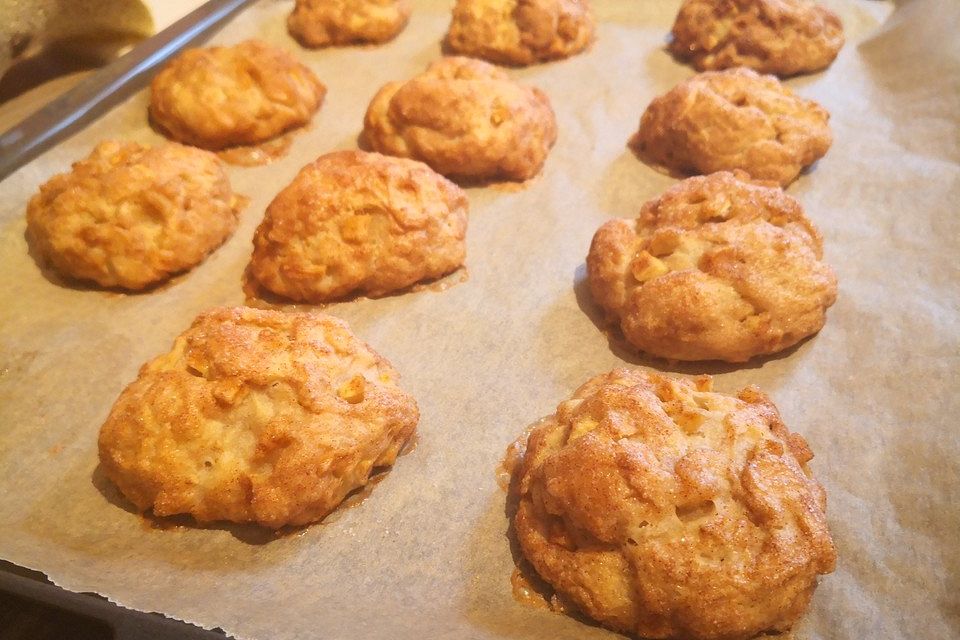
[
  {"left": 26, "top": 141, "right": 242, "bottom": 290},
  {"left": 249, "top": 150, "right": 468, "bottom": 302},
  {"left": 149, "top": 40, "right": 325, "bottom": 150},
  {"left": 513, "top": 369, "right": 836, "bottom": 639},
  {"left": 669, "top": 0, "right": 844, "bottom": 77},
  {"left": 587, "top": 172, "right": 837, "bottom": 362},
  {"left": 633, "top": 68, "right": 832, "bottom": 187},
  {"left": 444, "top": 0, "right": 595, "bottom": 66},
  {"left": 288, "top": 0, "right": 411, "bottom": 47},
  {"left": 363, "top": 57, "right": 557, "bottom": 182},
  {"left": 98, "top": 307, "right": 419, "bottom": 529}
]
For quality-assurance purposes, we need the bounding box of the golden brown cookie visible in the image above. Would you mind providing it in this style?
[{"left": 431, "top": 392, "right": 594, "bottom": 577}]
[
  {"left": 512, "top": 368, "right": 836, "bottom": 640},
  {"left": 444, "top": 0, "right": 595, "bottom": 66},
  {"left": 633, "top": 67, "right": 832, "bottom": 186},
  {"left": 670, "top": 0, "right": 844, "bottom": 77},
  {"left": 248, "top": 150, "right": 468, "bottom": 302},
  {"left": 587, "top": 172, "right": 837, "bottom": 362},
  {"left": 288, "top": 0, "right": 412, "bottom": 48},
  {"left": 98, "top": 306, "right": 419, "bottom": 529},
  {"left": 25, "top": 140, "right": 242, "bottom": 290},
  {"left": 362, "top": 56, "right": 557, "bottom": 182},
  {"left": 149, "top": 39, "right": 325, "bottom": 150}
]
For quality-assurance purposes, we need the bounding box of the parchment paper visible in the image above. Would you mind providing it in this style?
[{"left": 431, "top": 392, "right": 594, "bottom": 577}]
[{"left": 1, "top": 1, "right": 958, "bottom": 638}]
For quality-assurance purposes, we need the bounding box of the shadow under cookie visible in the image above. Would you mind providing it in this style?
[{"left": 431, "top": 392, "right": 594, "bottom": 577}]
[
  {"left": 459, "top": 471, "right": 610, "bottom": 640},
  {"left": 572, "top": 262, "right": 815, "bottom": 376},
  {"left": 241, "top": 263, "right": 469, "bottom": 310},
  {"left": 94, "top": 461, "right": 410, "bottom": 545},
  {"left": 24, "top": 226, "right": 190, "bottom": 296}
]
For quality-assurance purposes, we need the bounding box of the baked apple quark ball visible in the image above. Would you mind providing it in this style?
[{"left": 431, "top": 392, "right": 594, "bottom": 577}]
[
  {"left": 248, "top": 150, "right": 468, "bottom": 302},
  {"left": 363, "top": 56, "right": 557, "bottom": 182},
  {"left": 98, "top": 306, "right": 419, "bottom": 529},
  {"left": 287, "top": 0, "right": 412, "bottom": 48},
  {"left": 149, "top": 39, "right": 325, "bottom": 150},
  {"left": 632, "top": 67, "right": 832, "bottom": 187},
  {"left": 26, "top": 140, "right": 243, "bottom": 290},
  {"left": 587, "top": 171, "right": 837, "bottom": 362},
  {"left": 511, "top": 368, "right": 836, "bottom": 639},
  {"left": 444, "top": 0, "right": 595, "bottom": 66},
  {"left": 669, "top": 0, "right": 844, "bottom": 77}
]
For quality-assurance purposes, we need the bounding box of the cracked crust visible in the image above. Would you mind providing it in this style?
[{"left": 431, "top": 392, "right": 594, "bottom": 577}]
[
  {"left": 633, "top": 67, "right": 832, "bottom": 187},
  {"left": 149, "top": 40, "right": 325, "bottom": 150},
  {"left": 288, "top": 0, "right": 411, "bottom": 47},
  {"left": 362, "top": 56, "right": 557, "bottom": 182},
  {"left": 586, "top": 172, "right": 837, "bottom": 362},
  {"left": 248, "top": 150, "right": 469, "bottom": 302},
  {"left": 25, "top": 141, "right": 242, "bottom": 290},
  {"left": 669, "top": 0, "right": 844, "bottom": 77},
  {"left": 513, "top": 369, "right": 836, "bottom": 640},
  {"left": 444, "top": 0, "right": 595, "bottom": 66},
  {"left": 98, "top": 307, "right": 419, "bottom": 529}
]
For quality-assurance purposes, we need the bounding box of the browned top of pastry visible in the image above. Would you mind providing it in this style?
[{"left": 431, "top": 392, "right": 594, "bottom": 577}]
[
  {"left": 288, "top": 0, "right": 411, "bottom": 48},
  {"left": 249, "top": 150, "right": 468, "bottom": 302},
  {"left": 587, "top": 172, "right": 837, "bottom": 362},
  {"left": 98, "top": 306, "right": 419, "bottom": 529},
  {"left": 444, "top": 0, "right": 595, "bottom": 66},
  {"left": 513, "top": 368, "right": 836, "bottom": 639},
  {"left": 149, "top": 39, "right": 325, "bottom": 150},
  {"left": 670, "top": 0, "right": 844, "bottom": 77},
  {"left": 25, "top": 140, "right": 242, "bottom": 290},
  {"left": 363, "top": 56, "right": 557, "bottom": 182},
  {"left": 633, "top": 67, "right": 832, "bottom": 186}
]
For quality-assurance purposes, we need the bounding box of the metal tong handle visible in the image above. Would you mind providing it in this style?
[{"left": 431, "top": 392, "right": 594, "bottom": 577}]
[{"left": 0, "top": 0, "right": 257, "bottom": 183}]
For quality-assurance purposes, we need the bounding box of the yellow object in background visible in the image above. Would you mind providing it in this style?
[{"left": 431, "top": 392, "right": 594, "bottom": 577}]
[
  {"left": 0, "top": 0, "right": 155, "bottom": 74},
  {"left": 0, "top": 0, "right": 205, "bottom": 127}
]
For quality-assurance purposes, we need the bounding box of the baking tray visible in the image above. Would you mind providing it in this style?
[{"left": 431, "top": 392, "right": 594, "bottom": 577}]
[
  {"left": 0, "top": 1, "right": 957, "bottom": 639},
  {"left": 0, "top": 560, "right": 225, "bottom": 639},
  {"left": 0, "top": 2, "right": 251, "bottom": 635}
]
